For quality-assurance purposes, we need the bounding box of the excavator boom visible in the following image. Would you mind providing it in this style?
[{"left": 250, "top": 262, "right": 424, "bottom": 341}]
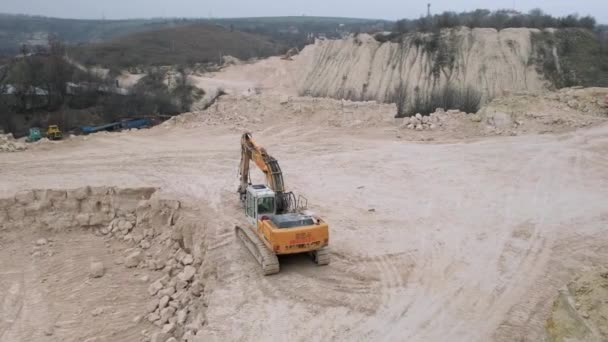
[{"left": 238, "top": 133, "right": 291, "bottom": 213}]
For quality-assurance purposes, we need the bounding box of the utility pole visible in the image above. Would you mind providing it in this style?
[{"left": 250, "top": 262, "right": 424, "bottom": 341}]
[{"left": 427, "top": 3, "right": 431, "bottom": 17}]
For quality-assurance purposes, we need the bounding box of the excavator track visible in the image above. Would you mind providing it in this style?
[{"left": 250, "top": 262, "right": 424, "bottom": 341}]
[
  {"left": 312, "top": 247, "right": 331, "bottom": 266},
  {"left": 235, "top": 225, "right": 280, "bottom": 276}
]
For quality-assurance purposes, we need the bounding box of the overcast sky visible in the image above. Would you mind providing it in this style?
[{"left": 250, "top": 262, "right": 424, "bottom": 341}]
[{"left": 2, "top": 0, "right": 606, "bottom": 23}]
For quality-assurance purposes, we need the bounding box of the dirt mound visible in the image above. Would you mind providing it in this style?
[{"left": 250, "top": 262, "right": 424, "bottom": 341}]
[
  {"left": 162, "top": 94, "right": 397, "bottom": 130},
  {"left": 0, "top": 133, "right": 26, "bottom": 152},
  {"left": 478, "top": 88, "right": 608, "bottom": 134},
  {"left": 390, "top": 87, "right": 607, "bottom": 140},
  {"left": 0, "top": 187, "right": 212, "bottom": 342},
  {"left": 546, "top": 270, "right": 608, "bottom": 342}
]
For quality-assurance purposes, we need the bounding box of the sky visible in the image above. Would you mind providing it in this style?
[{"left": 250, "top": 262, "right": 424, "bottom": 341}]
[{"left": 2, "top": 0, "right": 606, "bottom": 23}]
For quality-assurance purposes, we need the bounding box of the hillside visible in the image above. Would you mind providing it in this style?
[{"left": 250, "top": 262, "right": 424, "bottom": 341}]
[
  {"left": 0, "top": 13, "right": 389, "bottom": 57},
  {"left": 294, "top": 27, "right": 607, "bottom": 115},
  {"left": 0, "top": 14, "right": 189, "bottom": 55},
  {"left": 68, "top": 23, "right": 285, "bottom": 68}
]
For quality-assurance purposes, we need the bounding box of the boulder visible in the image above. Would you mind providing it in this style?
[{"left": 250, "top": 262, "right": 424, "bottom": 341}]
[
  {"left": 178, "top": 266, "right": 196, "bottom": 282},
  {"left": 159, "top": 295, "right": 170, "bottom": 309},
  {"left": 90, "top": 262, "right": 105, "bottom": 278},
  {"left": 125, "top": 250, "right": 142, "bottom": 268},
  {"left": 148, "top": 280, "right": 164, "bottom": 296},
  {"left": 150, "top": 332, "right": 171, "bottom": 342}
]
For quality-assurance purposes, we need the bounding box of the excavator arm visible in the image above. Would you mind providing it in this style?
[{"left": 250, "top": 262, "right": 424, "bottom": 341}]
[{"left": 238, "top": 132, "right": 286, "bottom": 199}]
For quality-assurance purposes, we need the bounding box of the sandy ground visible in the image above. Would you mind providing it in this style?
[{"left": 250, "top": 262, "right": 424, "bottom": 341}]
[
  {"left": 0, "top": 228, "right": 155, "bottom": 342},
  {"left": 1, "top": 118, "right": 608, "bottom": 341}
]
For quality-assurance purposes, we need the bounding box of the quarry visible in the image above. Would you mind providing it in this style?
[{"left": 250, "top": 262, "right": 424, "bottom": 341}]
[{"left": 1, "top": 11, "right": 608, "bottom": 342}]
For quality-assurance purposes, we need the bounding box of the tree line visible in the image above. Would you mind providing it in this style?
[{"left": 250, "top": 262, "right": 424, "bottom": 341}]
[
  {"left": 395, "top": 9, "right": 596, "bottom": 33},
  {"left": 0, "top": 37, "right": 202, "bottom": 135}
]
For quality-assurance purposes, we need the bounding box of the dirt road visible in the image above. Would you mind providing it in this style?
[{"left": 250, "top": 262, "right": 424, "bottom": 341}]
[{"left": 1, "top": 122, "right": 608, "bottom": 341}]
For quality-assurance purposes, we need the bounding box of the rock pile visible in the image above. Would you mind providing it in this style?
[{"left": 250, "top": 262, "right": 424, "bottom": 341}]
[
  {"left": 400, "top": 109, "right": 467, "bottom": 131},
  {"left": 0, "top": 186, "right": 209, "bottom": 342},
  {"left": 163, "top": 94, "right": 397, "bottom": 130},
  {"left": 144, "top": 246, "right": 206, "bottom": 341},
  {"left": 0, "top": 133, "right": 26, "bottom": 152},
  {"left": 547, "top": 87, "right": 608, "bottom": 115}
]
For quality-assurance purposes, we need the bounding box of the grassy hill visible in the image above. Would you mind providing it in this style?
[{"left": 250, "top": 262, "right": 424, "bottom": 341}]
[
  {"left": 68, "top": 23, "right": 286, "bottom": 68},
  {"left": 0, "top": 14, "right": 192, "bottom": 55},
  {"left": 0, "top": 13, "right": 390, "bottom": 57}
]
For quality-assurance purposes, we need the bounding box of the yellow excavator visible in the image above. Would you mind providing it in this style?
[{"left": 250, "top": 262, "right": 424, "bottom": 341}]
[{"left": 235, "top": 133, "right": 330, "bottom": 275}]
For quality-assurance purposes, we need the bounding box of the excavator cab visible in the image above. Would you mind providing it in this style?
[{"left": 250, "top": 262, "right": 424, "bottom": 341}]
[{"left": 244, "top": 184, "right": 276, "bottom": 225}]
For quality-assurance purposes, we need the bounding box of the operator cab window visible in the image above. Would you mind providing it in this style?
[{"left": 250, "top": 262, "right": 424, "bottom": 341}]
[{"left": 257, "top": 197, "right": 275, "bottom": 215}]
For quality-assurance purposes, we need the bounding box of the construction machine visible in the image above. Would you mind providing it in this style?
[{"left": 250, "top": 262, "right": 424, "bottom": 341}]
[
  {"left": 235, "top": 133, "right": 330, "bottom": 275},
  {"left": 25, "top": 127, "right": 42, "bottom": 142},
  {"left": 46, "top": 125, "right": 63, "bottom": 140}
]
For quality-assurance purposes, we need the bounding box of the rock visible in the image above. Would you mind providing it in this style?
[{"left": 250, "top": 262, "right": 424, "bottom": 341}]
[
  {"left": 166, "top": 338, "right": 177, "bottom": 342},
  {"left": 148, "top": 280, "right": 164, "bottom": 296},
  {"left": 159, "top": 295, "right": 170, "bottom": 309},
  {"left": 133, "top": 315, "right": 143, "bottom": 323},
  {"left": 125, "top": 250, "right": 143, "bottom": 268},
  {"left": 140, "top": 240, "right": 151, "bottom": 249},
  {"left": 415, "top": 113, "right": 422, "bottom": 120},
  {"left": 90, "top": 261, "right": 105, "bottom": 278},
  {"left": 406, "top": 124, "right": 414, "bottom": 130},
  {"left": 140, "top": 275, "right": 150, "bottom": 283},
  {"left": 67, "top": 187, "right": 90, "bottom": 200},
  {"left": 75, "top": 213, "right": 90, "bottom": 226},
  {"left": 422, "top": 116, "right": 429, "bottom": 124},
  {"left": 150, "top": 259, "right": 165, "bottom": 270},
  {"left": 146, "top": 300, "right": 159, "bottom": 313},
  {"left": 132, "top": 233, "right": 144, "bottom": 244},
  {"left": 117, "top": 220, "right": 133, "bottom": 233},
  {"left": 175, "top": 278, "right": 188, "bottom": 290},
  {"left": 181, "top": 254, "right": 193, "bottom": 265},
  {"left": 170, "top": 230, "right": 182, "bottom": 241},
  {"left": 35, "top": 238, "right": 48, "bottom": 246},
  {"left": 147, "top": 312, "right": 161, "bottom": 323},
  {"left": 159, "top": 286, "right": 176, "bottom": 297},
  {"left": 279, "top": 95, "right": 290, "bottom": 105},
  {"left": 150, "top": 332, "right": 170, "bottom": 342},
  {"left": 177, "top": 309, "right": 188, "bottom": 325},
  {"left": 44, "top": 325, "right": 54, "bottom": 336},
  {"left": 162, "top": 322, "right": 176, "bottom": 334},
  {"left": 178, "top": 266, "right": 196, "bottom": 282},
  {"left": 190, "top": 281, "right": 203, "bottom": 297},
  {"left": 469, "top": 114, "right": 482, "bottom": 123},
  {"left": 447, "top": 109, "right": 460, "bottom": 114},
  {"left": 15, "top": 190, "right": 35, "bottom": 204},
  {"left": 415, "top": 124, "right": 423, "bottom": 131},
  {"left": 160, "top": 306, "right": 177, "bottom": 323},
  {"left": 91, "top": 307, "right": 104, "bottom": 317}
]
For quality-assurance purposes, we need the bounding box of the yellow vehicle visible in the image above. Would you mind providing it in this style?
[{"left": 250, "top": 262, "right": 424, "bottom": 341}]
[
  {"left": 46, "top": 125, "right": 63, "bottom": 140},
  {"left": 235, "top": 133, "right": 330, "bottom": 275}
]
